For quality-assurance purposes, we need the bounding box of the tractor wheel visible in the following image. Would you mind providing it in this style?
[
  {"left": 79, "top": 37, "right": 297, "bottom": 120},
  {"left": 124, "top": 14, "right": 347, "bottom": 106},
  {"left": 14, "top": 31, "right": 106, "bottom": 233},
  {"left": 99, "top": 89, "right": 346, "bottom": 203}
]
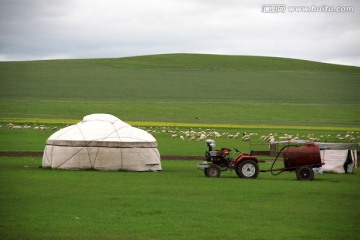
[
  {"left": 296, "top": 166, "right": 314, "bottom": 181},
  {"left": 205, "top": 165, "right": 221, "bottom": 178},
  {"left": 236, "top": 159, "right": 259, "bottom": 179}
]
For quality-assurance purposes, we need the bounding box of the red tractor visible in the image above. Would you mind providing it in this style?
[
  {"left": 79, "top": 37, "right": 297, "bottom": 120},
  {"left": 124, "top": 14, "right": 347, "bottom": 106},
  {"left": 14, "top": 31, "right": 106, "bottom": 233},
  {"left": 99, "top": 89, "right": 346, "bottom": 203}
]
[{"left": 197, "top": 139, "right": 260, "bottom": 178}]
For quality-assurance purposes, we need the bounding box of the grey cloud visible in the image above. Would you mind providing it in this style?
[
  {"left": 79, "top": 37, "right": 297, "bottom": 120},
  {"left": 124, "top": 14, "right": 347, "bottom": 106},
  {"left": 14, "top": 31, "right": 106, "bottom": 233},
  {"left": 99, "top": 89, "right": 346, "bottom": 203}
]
[{"left": 0, "top": 0, "right": 359, "bottom": 66}]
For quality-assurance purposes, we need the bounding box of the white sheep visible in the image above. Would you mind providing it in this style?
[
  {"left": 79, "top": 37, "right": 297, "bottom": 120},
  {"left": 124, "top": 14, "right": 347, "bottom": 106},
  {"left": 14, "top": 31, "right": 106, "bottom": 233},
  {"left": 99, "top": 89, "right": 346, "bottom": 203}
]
[
  {"left": 40, "top": 126, "right": 48, "bottom": 130},
  {"left": 214, "top": 132, "right": 222, "bottom": 138},
  {"left": 197, "top": 134, "right": 206, "bottom": 141},
  {"left": 242, "top": 135, "right": 251, "bottom": 141}
]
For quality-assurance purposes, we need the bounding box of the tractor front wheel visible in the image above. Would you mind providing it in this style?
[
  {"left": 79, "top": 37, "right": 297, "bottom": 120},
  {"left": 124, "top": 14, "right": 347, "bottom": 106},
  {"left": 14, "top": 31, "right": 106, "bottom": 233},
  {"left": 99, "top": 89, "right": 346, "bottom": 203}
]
[
  {"left": 296, "top": 166, "right": 314, "bottom": 180},
  {"left": 236, "top": 160, "right": 259, "bottom": 179},
  {"left": 205, "top": 165, "right": 221, "bottom": 178}
]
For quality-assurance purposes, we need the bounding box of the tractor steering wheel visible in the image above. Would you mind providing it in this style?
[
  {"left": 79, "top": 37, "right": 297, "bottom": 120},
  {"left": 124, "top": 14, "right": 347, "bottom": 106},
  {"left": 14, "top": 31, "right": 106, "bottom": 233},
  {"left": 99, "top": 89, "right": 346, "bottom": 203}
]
[{"left": 234, "top": 148, "right": 241, "bottom": 153}]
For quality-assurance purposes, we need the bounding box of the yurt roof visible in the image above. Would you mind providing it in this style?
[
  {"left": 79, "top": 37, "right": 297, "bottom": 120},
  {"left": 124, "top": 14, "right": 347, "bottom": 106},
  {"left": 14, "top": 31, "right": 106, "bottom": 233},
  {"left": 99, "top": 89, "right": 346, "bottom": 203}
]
[{"left": 46, "top": 114, "right": 156, "bottom": 147}]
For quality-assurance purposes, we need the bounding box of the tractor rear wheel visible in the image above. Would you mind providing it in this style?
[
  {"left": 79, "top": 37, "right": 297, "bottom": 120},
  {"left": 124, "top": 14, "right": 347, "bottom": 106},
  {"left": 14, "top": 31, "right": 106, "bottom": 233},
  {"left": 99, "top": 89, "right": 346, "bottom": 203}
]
[
  {"left": 205, "top": 165, "right": 221, "bottom": 178},
  {"left": 296, "top": 166, "right": 314, "bottom": 180},
  {"left": 236, "top": 159, "right": 259, "bottom": 178}
]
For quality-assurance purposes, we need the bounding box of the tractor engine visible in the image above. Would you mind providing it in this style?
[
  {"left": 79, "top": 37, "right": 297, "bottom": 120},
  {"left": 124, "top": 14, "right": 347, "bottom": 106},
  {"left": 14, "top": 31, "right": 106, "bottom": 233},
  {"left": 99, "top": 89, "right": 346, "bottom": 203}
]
[
  {"left": 204, "top": 140, "right": 231, "bottom": 167},
  {"left": 205, "top": 148, "right": 231, "bottom": 166}
]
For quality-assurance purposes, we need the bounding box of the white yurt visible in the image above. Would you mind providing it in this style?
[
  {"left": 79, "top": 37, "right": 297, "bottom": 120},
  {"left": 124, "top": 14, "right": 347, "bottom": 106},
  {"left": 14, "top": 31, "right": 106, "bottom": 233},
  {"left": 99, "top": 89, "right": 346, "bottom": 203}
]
[{"left": 42, "top": 114, "right": 161, "bottom": 171}]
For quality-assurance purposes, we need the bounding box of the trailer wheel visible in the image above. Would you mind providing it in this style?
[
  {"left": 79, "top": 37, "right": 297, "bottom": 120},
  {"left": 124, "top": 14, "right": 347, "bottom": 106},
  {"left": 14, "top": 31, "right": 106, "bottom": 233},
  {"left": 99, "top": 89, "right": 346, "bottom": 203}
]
[
  {"left": 296, "top": 166, "right": 314, "bottom": 181},
  {"left": 205, "top": 165, "right": 221, "bottom": 178},
  {"left": 236, "top": 160, "right": 259, "bottom": 179}
]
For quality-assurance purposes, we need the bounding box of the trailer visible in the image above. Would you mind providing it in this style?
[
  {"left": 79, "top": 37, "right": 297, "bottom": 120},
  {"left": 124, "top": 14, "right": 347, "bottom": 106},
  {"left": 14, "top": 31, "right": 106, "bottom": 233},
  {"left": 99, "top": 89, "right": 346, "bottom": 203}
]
[{"left": 261, "top": 143, "right": 324, "bottom": 180}]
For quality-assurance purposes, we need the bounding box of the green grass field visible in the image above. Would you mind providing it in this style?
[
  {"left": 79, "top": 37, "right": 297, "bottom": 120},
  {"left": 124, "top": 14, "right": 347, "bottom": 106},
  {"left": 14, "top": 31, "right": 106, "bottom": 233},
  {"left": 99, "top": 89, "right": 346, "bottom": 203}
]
[
  {"left": 1, "top": 157, "right": 359, "bottom": 240},
  {"left": 1, "top": 54, "right": 359, "bottom": 239}
]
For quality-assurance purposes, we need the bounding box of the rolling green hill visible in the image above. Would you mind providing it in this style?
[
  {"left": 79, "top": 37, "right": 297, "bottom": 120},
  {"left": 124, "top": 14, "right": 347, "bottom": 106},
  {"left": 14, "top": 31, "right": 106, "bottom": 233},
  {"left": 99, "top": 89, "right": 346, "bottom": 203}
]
[{"left": 0, "top": 54, "right": 359, "bottom": 127}]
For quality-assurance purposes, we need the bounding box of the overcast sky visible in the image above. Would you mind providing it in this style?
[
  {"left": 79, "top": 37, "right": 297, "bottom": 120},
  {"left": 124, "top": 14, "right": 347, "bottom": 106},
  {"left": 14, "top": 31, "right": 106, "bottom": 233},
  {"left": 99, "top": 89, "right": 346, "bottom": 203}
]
[{"left": 0, "top": 0, "right": 359, "bottom": 66}]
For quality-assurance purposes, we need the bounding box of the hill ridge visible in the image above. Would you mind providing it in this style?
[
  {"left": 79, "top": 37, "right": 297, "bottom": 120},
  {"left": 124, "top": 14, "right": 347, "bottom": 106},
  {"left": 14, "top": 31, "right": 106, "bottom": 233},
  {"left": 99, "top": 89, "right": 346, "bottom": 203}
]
[
  {"left": 92, "top": 53, "right": 360, "bottom": 73},
  {"left": 3, "top": 53, "right": 358, "bottom": 72}
]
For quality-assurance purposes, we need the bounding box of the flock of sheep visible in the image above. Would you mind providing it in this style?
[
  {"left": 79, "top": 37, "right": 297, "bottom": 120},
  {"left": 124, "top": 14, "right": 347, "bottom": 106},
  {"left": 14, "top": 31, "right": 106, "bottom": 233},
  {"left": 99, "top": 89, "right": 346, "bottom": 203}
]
[
  {"left": 2, "top": 123, "right": 359, "bottom": 143},
  {"left": 141, "top": 126, "right": 360, "bottom": 143},
  {"left": 2, "top": 123, "right": 57, "bottom": 131}
]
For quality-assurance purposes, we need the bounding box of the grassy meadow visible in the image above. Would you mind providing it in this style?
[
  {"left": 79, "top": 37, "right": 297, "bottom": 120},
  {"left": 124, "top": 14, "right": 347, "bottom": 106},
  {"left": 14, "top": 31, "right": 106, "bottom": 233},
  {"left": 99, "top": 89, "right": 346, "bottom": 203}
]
[
  {"left": 0, "top": 54, "right": 360, "bottom": 239},
  {"left": 1, "top": 157, "right": 359, "bottom": 240}
]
